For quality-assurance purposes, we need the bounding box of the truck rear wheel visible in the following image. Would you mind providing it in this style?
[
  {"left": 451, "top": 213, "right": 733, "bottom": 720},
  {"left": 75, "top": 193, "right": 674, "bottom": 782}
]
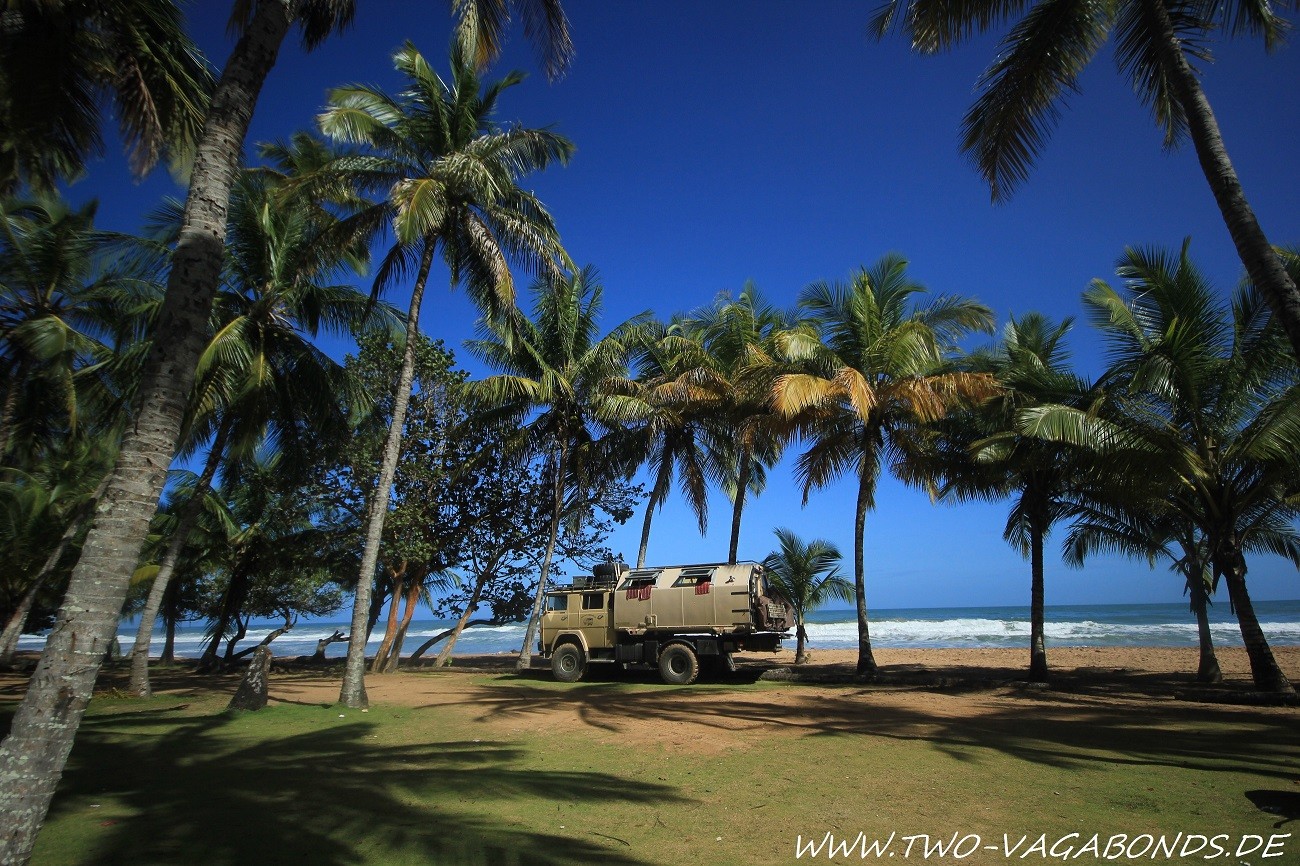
[
  {"left": 552, "top": 643, "right": 586, "bottom": 682},
  {"left": 658, "top": 643, "right": 699, "bottom": 685}
]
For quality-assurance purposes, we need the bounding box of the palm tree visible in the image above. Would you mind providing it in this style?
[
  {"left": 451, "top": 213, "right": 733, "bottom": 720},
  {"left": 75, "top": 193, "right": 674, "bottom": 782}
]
[
  {"left": 316, "top": 34, "right": 572, "bottom": 706},
  {"left": 762, "top": 528, "right": 854, "bottom": 664},
  {"left": 469, "top": 267, "right": 647, "bottom": 671},
  {"left": 0, "top": 6, "right": 575, "bottom": 853},
  {"left": 673, "top": 285, "right": 792, "bottom": 564},
  {"left": 1029, "top": 242, "right": 1299, "bottom": 693},
  {"left": 604, "top": 321, "right": 713, "bottom": 568},
  {"left": 772, "top": 255, "right": 995, "bottom": 678},
  {"left": 871, "top": 0, "right": 1300, "bottom": 360},
  {"left": 924, "top": 313, "right": 1094, "bottom": 682},
  {"left": 0, "top": 0, "right": 212, "bottom": 193}
]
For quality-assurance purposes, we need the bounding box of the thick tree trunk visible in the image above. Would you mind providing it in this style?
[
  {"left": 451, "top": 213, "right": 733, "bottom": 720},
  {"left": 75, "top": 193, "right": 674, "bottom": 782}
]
[
  {"left": 1145, "top": 0, "right": 1300, "bottom": 358},
  {"left": 128, "top": 419, "right": 231, "bottom": 697},
  {"left": 1028, "top": 522, "right": 1049, "bottom": 683},
  {"left": 727, "top": 449, "right": 751, "bottom": 565},
  {"left": 516, "top": 446, "right": 567, "bottom": 671},
  {"left": 1220, "top": 555, "right": 1293, "bottom": 694},
  {"left": 1188, "top": 574, "right": 1221, "bottom": 684},
  {"left": 636, "top": 461, "right": 672, "bottom": 568},
  {"left": 339, "top": 239, "right": 437, "bottom": 708},
  {"left": 853, "top": 456, "right": 877, "bottom": 678},
  {"left": 0, "top": 7, "right": 295, "bottom": 860}
]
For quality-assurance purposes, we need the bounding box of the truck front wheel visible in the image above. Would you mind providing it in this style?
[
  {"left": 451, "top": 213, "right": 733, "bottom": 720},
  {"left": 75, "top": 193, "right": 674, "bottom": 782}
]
[
  {"left": 552, "top": 643, "right": 586, "bottom": 682},
  {"left": 658, "top": 643, "right": 699, "bottom": 685}
]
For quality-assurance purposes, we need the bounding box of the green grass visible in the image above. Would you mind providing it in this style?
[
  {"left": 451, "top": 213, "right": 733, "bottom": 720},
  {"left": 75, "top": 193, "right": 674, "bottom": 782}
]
[{"left": 5, "top": 676, "right": 1299, "bottom": 865}]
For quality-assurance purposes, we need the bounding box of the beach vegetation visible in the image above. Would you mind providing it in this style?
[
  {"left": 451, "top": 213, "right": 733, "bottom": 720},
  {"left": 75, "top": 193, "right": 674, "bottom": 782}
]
[
  {"left": 770, "top": 255, "right": 996, "bottom": 678},
  {"left": 762, "top": 528, "right": 854, "bottom": 664}
]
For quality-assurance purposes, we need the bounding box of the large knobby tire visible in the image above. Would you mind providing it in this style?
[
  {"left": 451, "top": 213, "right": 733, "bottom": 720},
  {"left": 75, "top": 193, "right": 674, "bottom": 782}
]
[
  {"left": 658, "top": 643, "right": 699, "bottom": 685},
  {"left": 551, "top": 643, "right": 586, "bottom": 683}
]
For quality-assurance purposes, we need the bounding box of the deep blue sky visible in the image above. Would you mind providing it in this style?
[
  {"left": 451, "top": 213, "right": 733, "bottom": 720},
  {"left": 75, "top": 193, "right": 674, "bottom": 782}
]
[{"left": 75, "top": 1, "right": 1299, "bottom": 607}]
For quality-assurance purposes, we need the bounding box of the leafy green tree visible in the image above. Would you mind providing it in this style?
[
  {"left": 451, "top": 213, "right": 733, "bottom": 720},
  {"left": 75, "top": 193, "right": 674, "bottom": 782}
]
[
  {"left": 0, "top": 0, "right": 212, "bottom": 193},
  {"left": 316, "top": 34, "right": 572, "bottom": 705},
  {"left": 871, "top": 0, "right": 1300, "bottom": 360},
  {"left": 762, "top": 528, "right": 853, "bottom": 664},
  {"left": 1029, "top": 242, "right": 1299, "bottom": 693},
  {"left": 922, "top": 313, "right": 1093, "bottom": 682},
  {"left": 773, "top": 255, "right": 995, "bottom": 678},
  {"left": 469, "top": 267, "right": 647, "bottom": 671}
]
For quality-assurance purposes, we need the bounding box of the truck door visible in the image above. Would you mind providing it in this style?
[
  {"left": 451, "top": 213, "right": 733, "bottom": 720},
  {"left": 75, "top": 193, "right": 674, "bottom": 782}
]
[{"left": 579, "top": 591, "right": 612, "bottom": 650}]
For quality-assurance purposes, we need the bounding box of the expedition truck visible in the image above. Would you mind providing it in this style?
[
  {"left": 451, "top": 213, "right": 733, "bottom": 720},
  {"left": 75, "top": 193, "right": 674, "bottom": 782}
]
[{"left": 538, "top": 560, "right": 795, "bottom": 685}]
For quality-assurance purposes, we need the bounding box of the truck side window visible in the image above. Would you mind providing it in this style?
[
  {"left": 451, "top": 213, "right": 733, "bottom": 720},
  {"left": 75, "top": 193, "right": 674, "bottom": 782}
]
[
  {"left": 618, "top": 569, "right": 660, "bottom": 590},
  {"left": 672, "top": 566, "right": 716, "bottom": 587},
  {"left": 546, "top": 595, "right": 568, "bottom": 612},
  {"left": 581, "top": 593, "right": 604, "bottom": 610}
]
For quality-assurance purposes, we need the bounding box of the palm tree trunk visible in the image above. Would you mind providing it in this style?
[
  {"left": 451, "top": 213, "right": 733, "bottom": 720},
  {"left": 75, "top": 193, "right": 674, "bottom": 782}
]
[
  {"left": 636, "top": 460, "right": 672, "bottom": 568},
  {"left": 727, "top": 448, "right": 751, "bottom": 565},
  {"left": 0, "top": 366, "right": 23, "bottom": 464},
  {"left": 1188, "top": 574, "right": 1221, "bottom": 684},
  {"left": 1220, "top": 552, "right": 1293, "bottom": 694},
  {"left": 1028, "top": 522, "right": 1049, "bottom": 683},
  {"left": 128, "top": 418, "right": 232, "bottom": 697},
  {"left": 0, "top": 581, "right": 42, "bottom": 668},
  {"left": 794, "top": 623, "right": 808, "bottom": 665},
  {"left": 517, "top": 445, "right": 567, "bottom": 671},
  {"left": 370, "top": 564, "right": 405, "bottom": 674},
  {"left": 340, "top": 238, "right": 437, "bottom": 708},
  {"left": 853, "top": 455, "right": 877, "bottom": 678},
  {"left": 1144, "top": 0, "right": 1300, "bottom": 358},
  {"left": 381, "top": 574, "right": 423, "bottom": 672},
  {"left": 0, "top": 5, "right": 296, "bottom": 861}
]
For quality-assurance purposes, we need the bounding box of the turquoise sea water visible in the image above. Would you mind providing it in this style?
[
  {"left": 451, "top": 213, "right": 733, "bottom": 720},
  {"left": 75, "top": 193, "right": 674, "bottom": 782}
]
[{"left": 22, "top": 600, "right": 1299, "bottom": 660}]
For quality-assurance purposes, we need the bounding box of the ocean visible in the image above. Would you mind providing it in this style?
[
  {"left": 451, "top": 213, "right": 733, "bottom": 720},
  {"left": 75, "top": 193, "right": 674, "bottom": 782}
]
[{"left": 18, "top": 600, "right": 1300, "bottom": 660}]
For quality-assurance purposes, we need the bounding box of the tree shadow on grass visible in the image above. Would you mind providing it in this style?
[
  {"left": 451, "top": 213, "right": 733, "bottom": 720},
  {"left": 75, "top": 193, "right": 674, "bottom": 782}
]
[
  {"left": 35, "top": 707, "right": 680, "bottom": 866},
  {"left": 450, "top": 682, "right": 1300, "bottom": 782}
]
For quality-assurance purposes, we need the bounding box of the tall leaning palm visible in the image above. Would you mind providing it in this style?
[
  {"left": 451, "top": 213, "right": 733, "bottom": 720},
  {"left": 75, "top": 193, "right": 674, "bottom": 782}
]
[
  {"left": 773, "top": 255, "right": 995, "bottom": 678},
  {"left": 469, "top": 267, "right": 645, "bottom": 671},
  {"left": 872, "top": 0, "right": 1300, "bottom": 360},
  {"left": 317, "top": 35, "right": 571, "bottom": 707},
  {"left": 762, "top": 528, "right": 853, "bottom": 664},
  {"left": 0, "top": 5, "right": 573, "bottom": 859}
]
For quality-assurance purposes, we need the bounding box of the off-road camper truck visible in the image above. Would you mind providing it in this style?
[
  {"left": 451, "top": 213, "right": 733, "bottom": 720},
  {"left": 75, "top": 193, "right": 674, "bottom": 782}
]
[{"left": 539, "top": 561, "right": 795, "bottom": 684}]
